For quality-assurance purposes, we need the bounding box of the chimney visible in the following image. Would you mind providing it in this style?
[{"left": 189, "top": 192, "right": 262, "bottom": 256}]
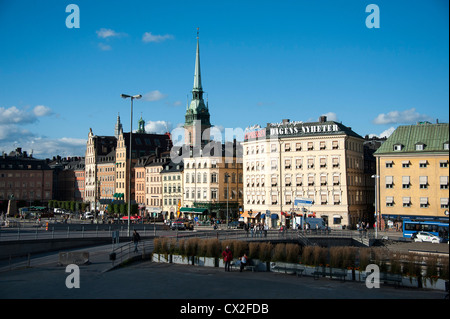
[
  {"left": 282, "top": 119, "right": 290, "bottom": 125},
  {"left": 319, "top": 116, "right": 327, "bottom": 123}
]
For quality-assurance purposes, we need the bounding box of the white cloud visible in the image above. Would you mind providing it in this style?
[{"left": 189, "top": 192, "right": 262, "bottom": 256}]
[
  {"left": 379, "top": 127, "right": 396, "bottom": 138},
  {"left": 373, "top": 108, "right": 433, "bottom": 125},
  {"left": 144, "top": 120, "right": 173, "bottom": 134},
  {"left": 96, "top": 28, "right": 126, "bottom": 39},
  {"left": 368, "top": 127, "right": 396, "bottom": 139},
  {"left": 33, "top": 105, "right": 52, "bottom": 117},
  {"left": 142, "top": 32, "right": 173, "bottom": 43},
  {"left": 143, "top": 90, "right": 167, "bottom": 102},
  {"left": 0, "top": 136, "right": 86, "bottom": 159},
  {"left": 0, "top": 106, "right": 34, "bottom": 124},
  {"left": 0, "top": 105, "right": 52, "bottom": 125}
]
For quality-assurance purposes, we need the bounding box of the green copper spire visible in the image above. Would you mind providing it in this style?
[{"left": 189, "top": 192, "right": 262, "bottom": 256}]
[
  {"left": 193, "top": 28, "right": 202, "bottom": 93},
  {"left": 185, "top": 28, "right": 210, "bottom": 127},
  {"left": 137, "top": 115, "right": 146, "bottom": 133}
]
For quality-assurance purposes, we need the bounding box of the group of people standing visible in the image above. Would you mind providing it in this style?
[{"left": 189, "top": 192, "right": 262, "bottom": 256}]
[{"left": 244, "top": 222, "right": 268, "bottom": 238}]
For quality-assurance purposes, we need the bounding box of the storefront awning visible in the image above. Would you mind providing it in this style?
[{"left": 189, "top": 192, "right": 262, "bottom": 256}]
[
  {"left": 180, "top": 207, "right": 208, "bottom": 214},
  {"left": 241, "top": 211, "right": 260, "bottom": 218}
]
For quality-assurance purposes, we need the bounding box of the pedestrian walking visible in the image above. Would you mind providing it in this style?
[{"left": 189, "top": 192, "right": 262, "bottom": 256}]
[
  {"left": 132, "top": 229, "right": 141, "bottom": 253},
  {"left": 222, "top": 246, "right": 233, "bottom": 272}
]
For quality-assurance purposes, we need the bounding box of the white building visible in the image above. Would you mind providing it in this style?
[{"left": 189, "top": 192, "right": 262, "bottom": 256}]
[{"left": 243, "top": 116, "right": 371, "bottom": 229}]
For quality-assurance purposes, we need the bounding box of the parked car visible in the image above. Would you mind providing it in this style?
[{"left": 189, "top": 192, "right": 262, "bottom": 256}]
[
  {"left": 84, "top": 212, "right": 94, "bottom": 219},
  {"left": 180, "top": 219, "right": 194, "bottom": 230},
  {"left": 227, "top": 221, "right": 244, "bottom": 229},
  {"left": 413, "top": 231, "right": 443, "bottom": 244},
  {"left": 170, "top": 220, "right": 186, "bottom": 230}
]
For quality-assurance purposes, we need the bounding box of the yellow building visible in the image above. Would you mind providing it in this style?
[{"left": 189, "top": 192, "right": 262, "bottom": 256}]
[{"left": 374, "top": 122, "right": 449, "bottom": 229}]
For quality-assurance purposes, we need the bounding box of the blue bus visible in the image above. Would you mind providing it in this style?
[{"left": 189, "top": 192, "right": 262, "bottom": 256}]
[{"left": 403, "top": 219, "right": 449, "bottom": 240}]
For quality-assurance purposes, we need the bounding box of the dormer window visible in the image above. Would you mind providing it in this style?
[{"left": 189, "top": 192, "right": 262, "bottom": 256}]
[
  {"left": 415, "top": 143, "right": 425, "bottom": 151},
  {"left": 444, "top": 142, "right": 449, "bottom": 150},
  {"left": 393, "top": 144, "right": 403, "bottom": 151}
]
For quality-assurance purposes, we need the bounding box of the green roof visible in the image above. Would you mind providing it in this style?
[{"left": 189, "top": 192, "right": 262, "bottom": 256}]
[{"left": 374, "top": 123, "right": 449, "bottom": 155}]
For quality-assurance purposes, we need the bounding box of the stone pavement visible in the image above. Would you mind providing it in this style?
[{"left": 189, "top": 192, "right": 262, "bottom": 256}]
[{"left": 0, "top": 241, "right": 446, "bottom": 301}]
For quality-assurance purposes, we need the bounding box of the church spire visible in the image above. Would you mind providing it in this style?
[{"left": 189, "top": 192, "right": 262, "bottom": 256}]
[
  {"left": 115, "top": 113, "right": 122, "bottom": 139},
  {"left": 192, "top": 27, "right": 202, "bottom": 95}
]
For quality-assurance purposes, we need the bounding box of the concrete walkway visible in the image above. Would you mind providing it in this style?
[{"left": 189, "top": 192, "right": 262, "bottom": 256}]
[{"left": 0, "top": 241, "right": 446, "bottom": 300}]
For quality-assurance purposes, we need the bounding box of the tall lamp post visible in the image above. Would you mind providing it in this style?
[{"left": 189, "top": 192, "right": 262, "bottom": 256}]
[
  {"left": 371, "top": 174, "right": 379, "bottom": 239},
  {"left": 121, "top": 93, "right": 142, "bottom": 236},
  {"left": 225, "top": 173, "right": 230, "bottom": 228}
]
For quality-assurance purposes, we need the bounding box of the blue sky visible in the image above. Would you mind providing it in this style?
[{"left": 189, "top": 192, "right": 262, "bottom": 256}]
[{"left": 0, "top": 0, "right": 448, "bottom": 159}]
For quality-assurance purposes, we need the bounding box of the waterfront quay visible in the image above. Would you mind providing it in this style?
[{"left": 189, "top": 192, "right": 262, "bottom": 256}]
[{"left": 0, "top": 223, "right": 448, "bottom": 304}]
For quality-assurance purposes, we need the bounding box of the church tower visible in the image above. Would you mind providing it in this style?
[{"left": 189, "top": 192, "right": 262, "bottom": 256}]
[
  {"left": 137, "top": 115, "right": 146, "bottom": 133},
  {"left": 114, "top": 113, "right": 123, "bottom": 139},
  {"left": 184, "top": 29, "right": 211, "bottom": 147}
]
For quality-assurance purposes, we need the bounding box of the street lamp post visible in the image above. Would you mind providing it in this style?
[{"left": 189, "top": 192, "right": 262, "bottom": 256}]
[
  {"left": 121, "top": 93, "right": 142, "bottom": 236},
  {"left": 225, "top": 173, "right": 230, "bottom": 229},
  {"left": 371, "top": 174, "right": 379, "bottom": 239}
]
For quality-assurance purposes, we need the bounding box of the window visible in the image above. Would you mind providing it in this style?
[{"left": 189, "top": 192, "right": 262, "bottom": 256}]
[
  {"left": 296, "top": 175, "right": 302, "bottom": 186},
  {"left": 320, "top": 193, "right": 327, "bottom": 204},
  {"left": 332, "top": 157, "right": 339, "bottom": 168},
  {"left": 386, "top": 196, "right": 394, "bottom": 207},
  {"left": 295, "top": 143, "right": 302, "bottom": 151},
  {"left": 402, "top": 161, "right": 410, "bottom": 168},
  {"left": 320, "top": 174, "right": 327, "bottom": 186},
  {"left": 333, "top": 174, "right": 340, "bottom": 185},
  {"left": 271, "top": 176, "right": 277, "bottom": 187},
  {"left": 402, "top": 197, "right": 411, "bottom": 207},
  {"left": 402, "top": 176, "right": 410, "bottom": 189},
  {"left": 440, "top": 176, "right": 449, "bottom": 189},
  {"left": 394, "top": 144, "right": 403, "bottom": 151},
  {"left": 332, "top": 141, "right": 338, "bottom": 150},
  {"left": 271, "top": 160, "right": 277, "bottom": 170},
  {"left": 385, "top": 161, "right": 393, "bottom": 168},
  {"left": 419, "top": 176, "right": 428, "bottom": 189},
  {"left": 307, "top": 142, "right": 314, "bottom": 150},
  {"left": 440, "top": 160, "right": 448, "bottom": 168},
  {"left": 419, "top": 197, "right": 428, "bottom": 208},
  {"left": 385, "top": 176, "right": 393, "bottom": 188},
  {"left": 295, "top": 158, "right": 302, "bottom": 169},
  {"left": 285, "top": 175, "right": 291, "bottom": 187},
  {"left": 419, "top": 160, "right": 428, "bottom": 168},
  {"left": 333, "top": 193, "right": 340, "bottom": 205},
  {"left": 440, "top": 198, "right": 449, "bottom": 209},
  {"left": 444, "top": 142, "right": 449, "bottom": 150},
  {"left": 285, "top": 159, "right": 291, "bottom": 169},
  {"left": 271, "top": 194, "right": 277, "bottom": 205},
  {"left": 415, "top": 143, "right": 425, "bottom": 151},
  {"left": 320, "top": 141, "right": 326, "bottom": 150}
]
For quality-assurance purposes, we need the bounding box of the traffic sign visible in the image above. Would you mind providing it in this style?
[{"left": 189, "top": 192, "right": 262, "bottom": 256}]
[{"left": 294, "top": 198, "right": 313, "bottom": 206}]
